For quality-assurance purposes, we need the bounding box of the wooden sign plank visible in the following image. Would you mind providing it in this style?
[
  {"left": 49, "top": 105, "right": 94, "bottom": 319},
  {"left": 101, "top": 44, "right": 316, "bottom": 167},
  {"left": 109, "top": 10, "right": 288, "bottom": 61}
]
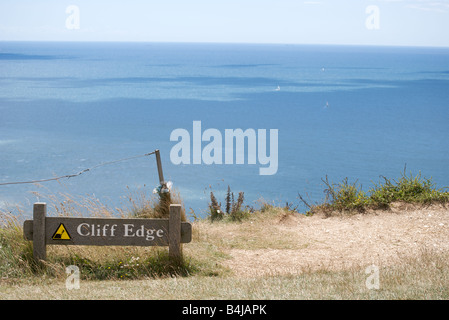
[
  {"left": 23, "top": 203, "right": 191, "bottom": 261},
  {"left": 23, "top": 217, "right": 192, "bottom": 246}
]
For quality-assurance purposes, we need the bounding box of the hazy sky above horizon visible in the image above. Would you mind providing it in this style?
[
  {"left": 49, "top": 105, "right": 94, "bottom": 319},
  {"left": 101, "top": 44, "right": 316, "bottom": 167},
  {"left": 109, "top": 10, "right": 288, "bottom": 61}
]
[{"left": 1, "top": 0, "right": 448, "bottom": 47}]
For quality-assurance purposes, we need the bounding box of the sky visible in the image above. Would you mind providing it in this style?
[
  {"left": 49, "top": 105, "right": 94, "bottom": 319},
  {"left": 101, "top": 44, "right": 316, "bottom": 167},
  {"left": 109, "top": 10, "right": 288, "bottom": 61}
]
[{"left": 0, "top": 0, "right": 448, "bottom": 47}]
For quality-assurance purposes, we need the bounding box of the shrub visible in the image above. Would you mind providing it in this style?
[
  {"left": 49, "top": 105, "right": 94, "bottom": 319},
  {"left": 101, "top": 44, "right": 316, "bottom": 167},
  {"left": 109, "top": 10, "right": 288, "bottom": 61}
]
[
  {"left": 301, "top": 170, "right": 449, "bottom": 216},
  {"left": 369, "top": 171, "right": 449, "bottom": 207},
  {"left": 208, "top": 186, "right": 250, "bottom": 222},
  {"left": 319, "top": 175, "right": 369, "bottom": 214},
  {"left": 208, "top": 191, "right": 223, "bottom": 221}
]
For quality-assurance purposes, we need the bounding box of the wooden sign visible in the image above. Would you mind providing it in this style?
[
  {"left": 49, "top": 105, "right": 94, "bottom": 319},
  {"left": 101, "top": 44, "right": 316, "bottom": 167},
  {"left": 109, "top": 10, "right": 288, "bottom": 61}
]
[{"left": 23, "top": 203, "right": 192, "bottom": 261}]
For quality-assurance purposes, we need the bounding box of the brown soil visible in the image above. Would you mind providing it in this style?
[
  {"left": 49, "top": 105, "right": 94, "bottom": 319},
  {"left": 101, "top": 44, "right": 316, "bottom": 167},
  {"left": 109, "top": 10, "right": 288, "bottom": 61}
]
[{"left": 219, "top": 202, "right": 449, "bottom": 277}]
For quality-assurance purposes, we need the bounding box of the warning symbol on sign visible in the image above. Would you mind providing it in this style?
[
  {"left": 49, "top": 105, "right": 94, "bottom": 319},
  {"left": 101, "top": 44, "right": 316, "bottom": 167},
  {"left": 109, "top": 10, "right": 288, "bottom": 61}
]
[{"left": 52, "top": 223, "right": 71, "bottom": 240}]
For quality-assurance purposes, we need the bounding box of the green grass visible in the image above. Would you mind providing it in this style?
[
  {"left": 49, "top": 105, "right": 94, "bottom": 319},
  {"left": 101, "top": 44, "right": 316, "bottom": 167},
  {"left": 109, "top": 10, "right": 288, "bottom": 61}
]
[
  {"left": 0, "top": 187, "right": 206, "bottom": 282},
  {"left": 0, "top": 216, "right": 37, "bottom": 279},
  {"left": 303, "top": 170, "right": 449, "bottom": 216},
  {"left": 0, "top": 216, "right": 203, "bottom": 281},
  {"left": 52, "top": 249, "right": 200, "bottom": 280}
]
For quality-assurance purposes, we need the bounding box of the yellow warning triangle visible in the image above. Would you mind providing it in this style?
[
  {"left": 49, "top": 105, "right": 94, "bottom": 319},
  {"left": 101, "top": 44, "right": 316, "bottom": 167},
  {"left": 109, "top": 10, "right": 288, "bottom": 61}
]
[{"left": 52, "top": 223, "right": 71, "bottom": 240}]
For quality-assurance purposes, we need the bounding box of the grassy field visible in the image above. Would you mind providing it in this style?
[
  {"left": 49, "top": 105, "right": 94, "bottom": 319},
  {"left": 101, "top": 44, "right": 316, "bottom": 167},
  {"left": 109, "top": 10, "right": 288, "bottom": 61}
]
[
  {"left": 1, "top": 251, "right": 448, "bottom": 300},
  {"left": 1, "top": 203, "right": 449, "bottom": 299},
  {"left": 1, "top": 171, "right": 449, "bottom": 300}
]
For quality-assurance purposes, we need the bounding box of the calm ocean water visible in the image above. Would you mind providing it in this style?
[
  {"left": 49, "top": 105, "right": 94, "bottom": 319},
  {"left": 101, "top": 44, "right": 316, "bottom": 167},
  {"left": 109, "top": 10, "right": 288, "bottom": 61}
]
[{"left": 1, "top": 42, "right": 448, "bottom": 218}]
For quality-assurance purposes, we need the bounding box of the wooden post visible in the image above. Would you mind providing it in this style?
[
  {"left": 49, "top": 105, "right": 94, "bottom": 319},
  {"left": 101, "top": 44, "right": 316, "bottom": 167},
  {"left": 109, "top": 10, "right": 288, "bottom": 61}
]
[
  {"left": 155, "top": 149, "right": 165, "bottom": 186},
  {"left": 33, "top": 202, "right": 47, "bottom": 261},
  {"left": 168, "top": 204, "right": 182, "bottom": 261}
]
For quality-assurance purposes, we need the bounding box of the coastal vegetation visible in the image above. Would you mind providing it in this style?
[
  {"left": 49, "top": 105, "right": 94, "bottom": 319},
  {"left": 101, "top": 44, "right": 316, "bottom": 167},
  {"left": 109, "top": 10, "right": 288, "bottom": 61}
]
[
  {"left": 0, "top": 170, "right": 448, "bottom": 299},
  {"left": 300, "top": 170, "right": 449, "bottom": 216}
]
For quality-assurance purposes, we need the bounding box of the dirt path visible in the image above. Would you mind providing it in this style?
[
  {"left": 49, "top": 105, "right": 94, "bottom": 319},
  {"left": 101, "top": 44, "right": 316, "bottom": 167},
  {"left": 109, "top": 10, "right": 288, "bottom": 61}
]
[{"left": 219, "top": 203, "right": 449, "bottom": 277}]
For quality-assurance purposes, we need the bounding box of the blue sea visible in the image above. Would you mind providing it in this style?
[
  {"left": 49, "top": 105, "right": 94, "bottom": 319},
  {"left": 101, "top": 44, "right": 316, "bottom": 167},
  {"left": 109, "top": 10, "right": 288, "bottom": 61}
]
[{"left": 1, "top": 42, "right": 448, "bottom": 218}]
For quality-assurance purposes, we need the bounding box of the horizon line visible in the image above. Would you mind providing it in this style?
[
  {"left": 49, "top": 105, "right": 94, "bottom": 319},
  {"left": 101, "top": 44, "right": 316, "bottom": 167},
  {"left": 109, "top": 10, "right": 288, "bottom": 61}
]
[{"left": 1, "top": 39, "right": 449, "bottom": 49}]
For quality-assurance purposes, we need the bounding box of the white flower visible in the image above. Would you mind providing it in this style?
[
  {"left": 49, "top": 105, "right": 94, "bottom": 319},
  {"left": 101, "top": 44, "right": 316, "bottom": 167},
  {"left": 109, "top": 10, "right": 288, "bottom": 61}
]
[{"left": 166, "top": 181, "right": 173, "bottom": 190}]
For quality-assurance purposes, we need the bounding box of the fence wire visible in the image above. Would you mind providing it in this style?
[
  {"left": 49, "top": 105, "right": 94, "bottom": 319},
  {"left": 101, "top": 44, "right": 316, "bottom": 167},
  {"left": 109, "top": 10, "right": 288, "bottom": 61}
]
[{"left": 0, "top": 150, "right": 157, "bottom": 186}]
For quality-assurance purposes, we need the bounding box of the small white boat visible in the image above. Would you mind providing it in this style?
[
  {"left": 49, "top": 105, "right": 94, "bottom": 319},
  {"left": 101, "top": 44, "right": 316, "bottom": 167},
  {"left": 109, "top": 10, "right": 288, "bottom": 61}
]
[{"left": 275, "top": 86, "right": 281, "bottom": 91}]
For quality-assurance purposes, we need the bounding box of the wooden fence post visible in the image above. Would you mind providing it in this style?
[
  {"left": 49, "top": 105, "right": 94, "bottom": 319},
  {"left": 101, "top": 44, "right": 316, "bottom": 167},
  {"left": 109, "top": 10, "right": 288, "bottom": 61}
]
[
  {"left": 33, "top": 202, "right": 47, "bottom": 261},
  {"left": 169, "top": 204, "right": 182, "bottom": 261},
  {"left": 155, "top": 149, "right": 165, "bottom": 186}
]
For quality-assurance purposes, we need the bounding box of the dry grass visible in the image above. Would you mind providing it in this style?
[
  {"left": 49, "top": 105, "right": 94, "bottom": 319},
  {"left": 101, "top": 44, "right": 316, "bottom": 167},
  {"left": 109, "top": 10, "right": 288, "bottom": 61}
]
[
  {"left": 1, "top": 248, "right": 448, "bottom": 300},
  {"left": 193, "top": 202, "right": 449, "bottom": 277},
  {"left": 1, "top": 196, "right": 449, "bottom": 299}
]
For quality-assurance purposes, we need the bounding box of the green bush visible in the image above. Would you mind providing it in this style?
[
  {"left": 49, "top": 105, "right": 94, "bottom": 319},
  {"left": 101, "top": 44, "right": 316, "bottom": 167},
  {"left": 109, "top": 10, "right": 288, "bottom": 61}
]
[
  {"left": 302, "top": 170, "right": 449, "bottom": 216},
  {"left": 323, "top": 176, "right": 369, "bottom": 212},
  {"left": 369, "top": 171, "right": 449, "bottom": 207}
]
